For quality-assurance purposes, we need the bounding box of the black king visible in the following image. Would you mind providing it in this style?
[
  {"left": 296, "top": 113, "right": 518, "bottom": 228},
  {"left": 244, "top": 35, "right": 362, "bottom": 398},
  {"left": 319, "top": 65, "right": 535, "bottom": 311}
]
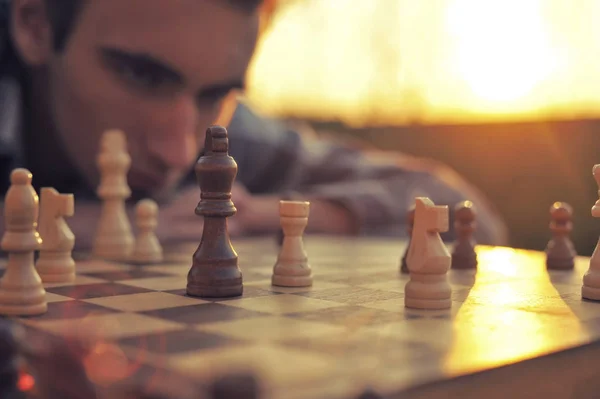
[{"left": 187, "top": 126, "right": 243, "bottom": 298}]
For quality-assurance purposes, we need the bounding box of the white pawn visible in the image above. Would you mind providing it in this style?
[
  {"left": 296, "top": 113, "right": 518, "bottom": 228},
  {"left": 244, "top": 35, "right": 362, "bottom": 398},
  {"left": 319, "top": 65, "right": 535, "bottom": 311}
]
[
  {"left": 131, "top": 199, "right": 163, "bottom": 264},
  {"left": 0, "top": 169, "right": 47, "bottom": 316},
  {"left": 35, "top": 187, "right": 76, "bottom": 283},
  {"left": 405, "top": 197, "right": 452, "bottom": 310},
  {"left": 272, "top": 200, "right": 312, "bottom": 287},
  {"left": 583, "top": 165, "right": 600, "bottom": 300},
  {"left": 93, "top": 129, "right": 134, "bottom": 261}
]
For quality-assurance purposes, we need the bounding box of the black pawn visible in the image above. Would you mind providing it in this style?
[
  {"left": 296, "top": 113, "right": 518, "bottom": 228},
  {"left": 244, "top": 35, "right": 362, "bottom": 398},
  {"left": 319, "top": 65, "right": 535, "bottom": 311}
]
[
  {"left": 209, "top": 373, "right": 260, "bottom": 399},
  {"left": 0, "top": 319, "right": 26, "bottom": 399},
  {"left": 546, "top": 201, "right": 576, "bottom": 270},
  {"left": 400, "top": 206, "right": 415, "bottom": 274},
  {"left": 451, "top": 201, "right": 478, "bottom": 269},
  {"left": 187, "top": 126, "right": 243, "bottom": 298},
  {"left": 356, "top": 387, "right": 382, "bottom": 399}
]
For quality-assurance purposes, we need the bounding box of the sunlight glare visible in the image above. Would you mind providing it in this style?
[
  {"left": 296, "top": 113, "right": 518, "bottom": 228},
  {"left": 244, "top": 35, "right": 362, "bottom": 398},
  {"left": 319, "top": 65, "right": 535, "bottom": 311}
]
[
  {"left": 446, "top": 0, "right": 559, "bottom": 104},
  {"left": 247, "top": 0, "right": 599, "bottom": 125}
]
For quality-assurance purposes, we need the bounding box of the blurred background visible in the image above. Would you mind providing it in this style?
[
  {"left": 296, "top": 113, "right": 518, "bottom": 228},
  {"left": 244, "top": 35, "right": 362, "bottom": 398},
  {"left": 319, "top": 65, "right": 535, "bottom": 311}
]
[{"left": 245, "top": 0, "right": 600, "bottom": 255}]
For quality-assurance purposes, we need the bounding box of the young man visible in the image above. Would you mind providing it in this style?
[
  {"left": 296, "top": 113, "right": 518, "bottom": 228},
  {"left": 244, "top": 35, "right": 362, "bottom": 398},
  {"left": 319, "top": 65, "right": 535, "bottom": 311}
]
[{"left": 0, "top": 0, "right": 508, "bottom": 248}]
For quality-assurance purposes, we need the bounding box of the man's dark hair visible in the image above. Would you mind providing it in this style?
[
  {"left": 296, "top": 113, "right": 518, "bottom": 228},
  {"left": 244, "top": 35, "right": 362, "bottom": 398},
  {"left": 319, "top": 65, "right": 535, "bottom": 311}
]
[
  {"left": 45, "top": 0, "right": 265, "bottom": 52},
  {"left": 45, "top": 0, "right": 87, "bottom": 51},
  {"left": 0, "top": 0, "right": 266, "bottom": 74}
]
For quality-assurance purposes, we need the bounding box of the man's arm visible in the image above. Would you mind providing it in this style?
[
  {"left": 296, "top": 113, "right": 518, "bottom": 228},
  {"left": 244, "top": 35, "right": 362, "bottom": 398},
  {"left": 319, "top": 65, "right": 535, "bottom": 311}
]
[{"left": 227, "top": 101, "right": 508, "bottom": 245}]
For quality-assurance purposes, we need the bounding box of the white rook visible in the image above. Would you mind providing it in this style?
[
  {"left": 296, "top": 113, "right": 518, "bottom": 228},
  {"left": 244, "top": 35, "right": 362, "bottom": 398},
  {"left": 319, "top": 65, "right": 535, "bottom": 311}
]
[{"left": 272, "top": 200, "right": 312, "bottom": 287}]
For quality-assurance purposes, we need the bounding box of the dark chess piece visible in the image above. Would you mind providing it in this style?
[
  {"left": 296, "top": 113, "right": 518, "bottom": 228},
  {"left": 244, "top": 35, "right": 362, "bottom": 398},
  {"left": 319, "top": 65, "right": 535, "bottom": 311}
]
[
  {"left": 400, "top": 206, "right": 415, "bottom": 274},
  {"left": 356, "top": 387, "right": 382, "bottom": 399},
  {"left": 451, "top": 201, "right": 478, "bottom": 269},
  {"left": 208, "top": 372, "right": 260, "bottom": 399},
  {"left": 546, "top": 201, "right": 576, "bottom": 270},
  {"left": 20, "top": 332, "right": 98, "bottom": 399},
  {"left": 187, "top": 126, "right": 243, "bottom": 298},
  {"left": 0, "top": 318, "right": 26, "bottom": 399}
]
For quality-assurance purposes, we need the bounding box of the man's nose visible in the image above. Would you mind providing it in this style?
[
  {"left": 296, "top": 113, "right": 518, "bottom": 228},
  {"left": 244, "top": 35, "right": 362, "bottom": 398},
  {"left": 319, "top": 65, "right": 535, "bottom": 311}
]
[{"left": 147, "top": 97, "right": 200, "bottom": 169}]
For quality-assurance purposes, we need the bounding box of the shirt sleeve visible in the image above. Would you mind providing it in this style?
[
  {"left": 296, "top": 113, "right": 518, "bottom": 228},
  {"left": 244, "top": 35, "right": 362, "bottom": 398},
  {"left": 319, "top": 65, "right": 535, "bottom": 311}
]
[{"left": 227, "top": 101, "right": 508, "bottom": 246}]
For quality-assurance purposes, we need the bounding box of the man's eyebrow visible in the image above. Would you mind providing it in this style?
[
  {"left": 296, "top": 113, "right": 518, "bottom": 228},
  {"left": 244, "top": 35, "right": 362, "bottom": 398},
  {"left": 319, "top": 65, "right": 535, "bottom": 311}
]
[
  {"left": 197, "top": 79, "right": 246, "bottom": 98},
  {"left": 98, "top": 46, "right": 185, "bottom": 85}
]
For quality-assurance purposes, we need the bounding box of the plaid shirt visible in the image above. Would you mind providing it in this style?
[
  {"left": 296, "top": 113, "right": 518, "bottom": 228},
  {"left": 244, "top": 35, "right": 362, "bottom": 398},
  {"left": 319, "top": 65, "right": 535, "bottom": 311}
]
[{"left": 0, "top": 8, "right": 507, "bottom": 244}]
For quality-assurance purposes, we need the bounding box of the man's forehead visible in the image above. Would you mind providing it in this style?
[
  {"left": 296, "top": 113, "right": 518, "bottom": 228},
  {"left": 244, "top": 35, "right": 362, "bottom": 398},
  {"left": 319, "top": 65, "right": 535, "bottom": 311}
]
[{"left": 76, "top": 0, "right": 259, "bottom": 87}]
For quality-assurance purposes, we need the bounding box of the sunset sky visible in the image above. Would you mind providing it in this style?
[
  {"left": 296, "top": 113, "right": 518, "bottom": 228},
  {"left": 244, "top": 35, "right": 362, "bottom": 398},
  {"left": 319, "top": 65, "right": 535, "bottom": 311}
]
[{"left": 246, "top": 0, "right": 600, "bottom": 126}]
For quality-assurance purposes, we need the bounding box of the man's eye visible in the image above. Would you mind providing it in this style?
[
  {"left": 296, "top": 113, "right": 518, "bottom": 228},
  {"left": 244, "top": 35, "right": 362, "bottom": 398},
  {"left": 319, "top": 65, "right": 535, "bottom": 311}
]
[
  {"left": 197, "top": 89, "right": 232, "bottom": 104},
  {"left": 115, "top": 62, "right": 168, "bottom": 89}
]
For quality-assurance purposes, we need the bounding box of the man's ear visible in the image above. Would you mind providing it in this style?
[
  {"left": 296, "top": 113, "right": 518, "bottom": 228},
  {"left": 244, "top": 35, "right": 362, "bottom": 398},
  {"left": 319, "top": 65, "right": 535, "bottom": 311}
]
[{"left": 10, "top": 0, "right": 53, "bottom": 66}]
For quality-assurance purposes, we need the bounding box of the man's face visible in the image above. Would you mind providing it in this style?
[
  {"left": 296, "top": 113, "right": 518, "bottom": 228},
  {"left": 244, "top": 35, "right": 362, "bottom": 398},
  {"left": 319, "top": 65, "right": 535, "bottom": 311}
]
[{"left": 46, "top": 0, "right": 259, "bottom": 199}]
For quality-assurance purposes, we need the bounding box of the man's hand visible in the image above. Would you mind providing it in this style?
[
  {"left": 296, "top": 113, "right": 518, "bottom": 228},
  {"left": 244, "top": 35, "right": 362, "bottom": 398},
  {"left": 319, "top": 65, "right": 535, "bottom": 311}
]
[
  {"left": 0, "top": 183, "right": 358, "bottom": 253},
  {"left": 229, "top": 184, "right": 358, "bottom": 236}
]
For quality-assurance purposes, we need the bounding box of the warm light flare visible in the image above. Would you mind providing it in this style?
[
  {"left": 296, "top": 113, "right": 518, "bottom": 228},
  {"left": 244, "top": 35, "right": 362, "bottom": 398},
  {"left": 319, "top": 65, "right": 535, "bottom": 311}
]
[
  {"left": 442, "top": 247, "right": 588, "bottom": 373},
  {"left": 446, "top": 0, "right": 560, "bottom": 104},
  {"left": 247, "top": 0, "right": 600, "bottom": 126},
  {"left": 83, "top": 341, "right": 132, "bottom": 386},
  {"left": 17, "top": 372, "right": 35, "bottom": 392}
]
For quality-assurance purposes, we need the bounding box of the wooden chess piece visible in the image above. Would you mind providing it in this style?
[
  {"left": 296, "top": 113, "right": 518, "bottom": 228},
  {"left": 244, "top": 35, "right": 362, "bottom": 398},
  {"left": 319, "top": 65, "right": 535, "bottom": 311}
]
[
  {"left": 93, "top": 130, "right": 134, "bottom": 261},
  {"left": 583, "top": 165, "right": 600, "bottom": 300},
  {"left": 272, "top": 200, "right": 312, "bottom": 287},
  {"left": 131, "top": 199, "right": 163, "bottom": 264},
  {"left": 276, "top": 191, "right": 301, "bottom": 247},
  {"left": 404, "top": 197, "right": 452, "bottom": 310},
  {"left": 451, "top": 201, "right": 478, "bottom": 269},
  {"left": 35, "top": 187, "right": 76, "bottom": 283},
  {"left": 187, "top": 126, "right": 243, "bottom": 298},
  {"left": 546, "top": 201, "right": 576, "bottom": 270},
  {"left": 400, "top": 205, "right": 415, "bottom": 274},
  {"left": 208, "top": 372, "right": 260, "bottom": 399},
  {"left": 356, "top": 388, "right": 382, "bottom": 399},
  {"left": 0, "top": 169, "right": 47, "bottom": 316}
]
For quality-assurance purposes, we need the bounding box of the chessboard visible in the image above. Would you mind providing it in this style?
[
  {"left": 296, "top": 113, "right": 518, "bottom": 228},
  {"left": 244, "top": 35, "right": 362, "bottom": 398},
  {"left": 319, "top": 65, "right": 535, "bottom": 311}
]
[{"left": 3, "top": 235, "right": 600, "bottom": 399}]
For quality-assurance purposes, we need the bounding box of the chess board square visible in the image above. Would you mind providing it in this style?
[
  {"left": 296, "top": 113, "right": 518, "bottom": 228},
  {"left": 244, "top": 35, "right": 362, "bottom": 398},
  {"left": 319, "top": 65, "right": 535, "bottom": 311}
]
[
  {"left": 294, "top": 286, "right": 403, "bottom": 305},
  {"left": 168, "top": 343, "right": 337, "bottom": 388},
  {"left": 246, "top": 280, "right": 348, "bottom": 294},
  {"left": 45, "top": 283, "right": 153, "bottom": 299},
  {"left": 119, "top": 276, "right": 185, "bottom": 291},
  {"left": 280, "top": 331, "right": 443, "bottom": 364},
  {"left": 164, "top": 286, "right": 281, "bottom": 301},
  {"left": 319, "top": 272, "right": 395, "bottom": 285},
  {"left": 20, "top": 300, "right": 119, "bottom": 321},
  {"left": 74, "top": 259, "right": 132, "bottom": 273},
  {"left": 195, "top": 315, "right": 346, "bottom": 341},
  {"left": 42, "top": 275, "right": 108, "bottom": 288},
  {"left": 26, "top": 312, "right": 185, "bottom": 339},
  {"left": 238, "top": 270, "right": 273, "bottom": 283},
  {"left": 80, "top": 269, "right": 175, "bottom": 281},
  {"left": 142, "top": 264, "right": 191, "bottom": 276},
  {"left": 221, "top": 294, "right": 344, "bottom": 314},
  {"left": 360, "top": 297, "right": 458, "bottom": 320},
  {"left": 118, "top": 328, "right": 245, "bottom": 354},
  {"left": 285, "top": 305, "right": 402, "bottom": 326},
  {"left": 139, "top": 303, "right": 267, "bottom": 325},
  {"left": 359, "top": 279, "right": 406, "bottom": 293},
  {"left": 45, "top": 292, "right": 75, "bottom": 303},
  {"left": 83, "top": 292, "right": 209, "bottom": 312}
]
